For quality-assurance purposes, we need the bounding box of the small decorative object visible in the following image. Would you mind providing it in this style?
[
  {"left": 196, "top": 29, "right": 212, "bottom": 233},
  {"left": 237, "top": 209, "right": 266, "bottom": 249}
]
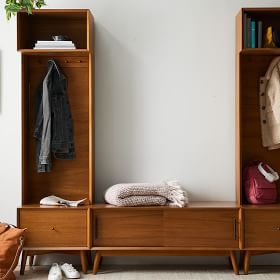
[
  {"left": 5, "top": 0, "right": 46, "bottom": 20},
  {"left": 264, "top": 26, "right": 276, "bottom": 48},
  {"left": 52, "top": 35, "right": 71, "bottom": 41}
]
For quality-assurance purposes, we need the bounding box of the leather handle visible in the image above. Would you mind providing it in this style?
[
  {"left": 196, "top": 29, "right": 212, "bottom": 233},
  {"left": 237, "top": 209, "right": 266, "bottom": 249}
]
[
  {"left": 94, "top": 216, "right": 98, "bottom": 240},
  {"left": 233, "top": 218, "right": 237, "bottom": 240},
  {"left": 1, "top": 237, "right": 24, "bottom": 280}
]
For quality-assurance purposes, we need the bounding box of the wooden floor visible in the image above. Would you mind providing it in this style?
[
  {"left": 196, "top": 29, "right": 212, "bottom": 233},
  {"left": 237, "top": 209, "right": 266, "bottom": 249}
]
[{"left": 15, "top": 265, "right": 280, "bottom": 279}]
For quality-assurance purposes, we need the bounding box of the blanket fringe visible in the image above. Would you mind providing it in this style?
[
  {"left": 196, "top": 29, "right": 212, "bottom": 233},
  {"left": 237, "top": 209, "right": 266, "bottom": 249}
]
[{"left": 165, "top": 180, "right": 188, "bottom": 207}]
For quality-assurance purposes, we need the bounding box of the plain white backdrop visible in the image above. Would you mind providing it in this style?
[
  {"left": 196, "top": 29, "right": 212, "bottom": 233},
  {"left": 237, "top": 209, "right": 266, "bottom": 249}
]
[{"left": 1, "top": 0, "right": 280, "bottom": 265}]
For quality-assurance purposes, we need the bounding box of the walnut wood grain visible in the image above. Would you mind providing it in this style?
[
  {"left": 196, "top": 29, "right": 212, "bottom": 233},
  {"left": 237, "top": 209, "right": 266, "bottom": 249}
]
[
  {"left": 17, "top": 10, "right": 89, "bottom": 50},
  {"left": 93, "top": 209, "right": 164, "bottom": 247},
  {"left": 235, "top": 10, "right": 242, "bottom": 205},
  {"left": 19, "top": 209, "right": 88, "bottom": 247},
  {"left": 17, "top": 9, "right": 94, "bottom": 276},
  {"left": 230, "top": 251, "right": 239, "bottom": 275},
  {"left": 22, "top": 54, "right": 90, "bottom": 204},
  {"left": 80, "top": 251, "right": 88, "bottom": 273},
  {"left": 164, "top": 209, "right": 239, "bottom": 248},
  {"left": 244, "top": 209, "right": 280, "bottom": 248},
  {"left": 93, "top": 251, "right": 101, "bottom": 275},
  {"left": 236, "top": 8, "right": 280, "bottom": 274}
]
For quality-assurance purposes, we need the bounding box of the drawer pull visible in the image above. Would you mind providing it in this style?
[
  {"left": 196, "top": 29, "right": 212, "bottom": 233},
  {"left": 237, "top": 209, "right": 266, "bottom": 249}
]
[
  {"left": 233, "top": 218, "right": 237, "bottom": 240},
  {"left": 274, "top": 226, "right": 280, "bottom": 231},
  {"left": 51, "top": 226, "right": 55, "bottom": 231},
  {"left": 94, "top": 216, "right": 98, "bottom": 240}
]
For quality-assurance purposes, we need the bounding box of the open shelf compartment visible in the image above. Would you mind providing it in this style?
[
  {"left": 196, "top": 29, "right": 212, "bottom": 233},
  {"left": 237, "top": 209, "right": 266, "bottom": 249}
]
[
  {"left": 17, "top": 9, "right": 93, "bottom": 50},
  {"left": 240, "top": 8, "right": 280, "bottom": 50},
  {"left": 21, "top": 52, "right": 93, "bottom": 204}
]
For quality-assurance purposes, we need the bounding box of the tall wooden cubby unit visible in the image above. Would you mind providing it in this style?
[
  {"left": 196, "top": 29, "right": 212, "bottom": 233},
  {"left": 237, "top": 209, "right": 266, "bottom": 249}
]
[
  {"left": 236, "top": 8, "right": 280, "bottom": 274},
  {"left": 16, "top": 9, "right": 94, "bottom": 274}
]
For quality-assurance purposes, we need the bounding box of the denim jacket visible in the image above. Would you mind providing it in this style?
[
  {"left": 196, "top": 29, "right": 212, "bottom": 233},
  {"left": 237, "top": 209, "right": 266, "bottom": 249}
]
[{"left": 34, "top": 59, "right": 75, "bottom": 172}]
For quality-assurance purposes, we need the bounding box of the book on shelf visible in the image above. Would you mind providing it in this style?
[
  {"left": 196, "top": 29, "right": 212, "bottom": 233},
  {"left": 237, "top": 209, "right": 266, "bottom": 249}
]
[
  {"left": 257, "top": 21, "right": 262, "bottom": 48},
  {"left": 33, "top": 40, "right": 76, "bottom": 49},
  {"left": 246, "top": 16, "right": 251, "bottom": 48},
  {"left": 243, "top": 13, "right": 247, "bottom": 48},
  {"left": 251, "top": 20, "right": 256, "bottom": 48},
  {"left": 243, "top": 14, "right": 262, "bottom": 48}
]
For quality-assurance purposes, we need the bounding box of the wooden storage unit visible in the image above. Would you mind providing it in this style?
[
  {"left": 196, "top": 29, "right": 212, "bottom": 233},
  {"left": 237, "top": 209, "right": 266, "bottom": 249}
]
[
  {"left": 164, "top": 209, "right": 238, "bottom": 248},
  {"left": 17, "top": 9, "right": 94, "bottom": 275},
  {"left": 15, "top": 8, "right": 245, "bottom": 277},
  {"left": 243, "top": 207, "right": 280, "bottom": 249},
  {"left": 236, "top": 7, "right": 280, "bottom": 274},
  {"left": 91, "top": 203, "right": 240, "bottom": 275},
  {"left": 17, "top": 10, "right": 90, "bottom": 50},
  {"left": 93, "top": 209, "right": 164, "bottom": 247},
  {"left": 19, "top": 207, "right": 89, "bottom": 248}
]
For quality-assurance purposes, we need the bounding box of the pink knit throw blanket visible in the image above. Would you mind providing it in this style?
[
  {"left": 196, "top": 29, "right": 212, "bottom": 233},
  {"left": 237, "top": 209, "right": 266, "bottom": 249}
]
[{"left": 104, "top": 181, "right": 188, "bottom": 207}]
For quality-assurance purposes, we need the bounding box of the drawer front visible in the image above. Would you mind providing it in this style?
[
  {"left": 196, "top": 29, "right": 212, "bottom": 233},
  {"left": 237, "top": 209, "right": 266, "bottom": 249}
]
[
  {"left": 19, "top": 209, "right": 88, "bottom": 247},
  {"left": 245, "top": 210, "right": 280, "bottom": 248},
  {"left": 93, "top": 210, "right": 163, "bottom": 246},
  {"left": 164, "top": 209, "right": 239, "bottom": 248}
]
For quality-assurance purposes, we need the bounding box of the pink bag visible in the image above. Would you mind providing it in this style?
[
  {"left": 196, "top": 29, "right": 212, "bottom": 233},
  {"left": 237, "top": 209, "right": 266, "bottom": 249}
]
[{"left": 244, "top": 162, "right": 278, "bottom": 204}]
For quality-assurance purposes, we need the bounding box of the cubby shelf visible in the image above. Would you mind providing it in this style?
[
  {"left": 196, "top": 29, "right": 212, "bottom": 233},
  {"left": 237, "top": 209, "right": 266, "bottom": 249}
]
[
  {"left": 20, "top": 49, "right": 90, "bottom": 55},
  {"left": 17, "top": 9, "right": 93, "bottom": 51},
  {"left": 241, "top": 48, "right": 280, "bottom": 55}
]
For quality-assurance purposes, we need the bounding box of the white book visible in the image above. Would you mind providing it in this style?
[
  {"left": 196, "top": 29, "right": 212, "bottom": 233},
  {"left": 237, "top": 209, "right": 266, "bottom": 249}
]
[
  {"left": 33, "top": 46, "right": 76, "bottom": 49},
  {"left": 35, "top": 44, "right": 75, "bottom": 48},
  {"left": 36, "top": 40, "right": 74, "bottom": 45},
  {"left": 35, "top": 43, "right": 75, "bottom": 47}
]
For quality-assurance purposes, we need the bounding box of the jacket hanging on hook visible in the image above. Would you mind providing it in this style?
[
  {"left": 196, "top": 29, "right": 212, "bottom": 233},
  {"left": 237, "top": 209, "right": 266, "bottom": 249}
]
[{"left": 34, "top": 59, "right": 75, "bottom": 173}]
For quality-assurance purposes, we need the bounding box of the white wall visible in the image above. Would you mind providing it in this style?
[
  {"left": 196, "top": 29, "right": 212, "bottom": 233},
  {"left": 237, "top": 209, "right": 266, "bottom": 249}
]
[{"left": 1, "top": 0, "right": 280, "bottom": 265}]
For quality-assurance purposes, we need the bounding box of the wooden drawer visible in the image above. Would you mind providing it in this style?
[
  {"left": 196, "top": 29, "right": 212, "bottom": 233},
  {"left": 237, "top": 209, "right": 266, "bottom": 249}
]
[
  {"left": 164, "top": 209, "right": 239, "bottom": 248},
  {"left": 19, "top": 208, "right": 88, "bottom": 248},
  {"left": 93, "top": 209, "right": 163, "bottom": 246},
  {"left": 245, "top": 209, "right": 280, "bottom": 248}
]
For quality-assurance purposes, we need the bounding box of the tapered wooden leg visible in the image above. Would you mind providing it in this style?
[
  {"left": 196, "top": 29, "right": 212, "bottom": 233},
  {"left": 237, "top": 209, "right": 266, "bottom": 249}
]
[
  {"left": 20, "top": 251, "right": 28, "bottom": 275},
  {"left": 244, "top": 251, "right": 251, "bottom": 275},
  {"left": 80, "top": 250, "right": 88, "bottom": 274},
  {"left": 229, "top": 251, "right": 239, "bottom": 275},
  {"left": 93, "top": 251, "right": 101, "bottom": 275},
  {"left": 29, "top": 255, "right": 34, "bottom": 266}
]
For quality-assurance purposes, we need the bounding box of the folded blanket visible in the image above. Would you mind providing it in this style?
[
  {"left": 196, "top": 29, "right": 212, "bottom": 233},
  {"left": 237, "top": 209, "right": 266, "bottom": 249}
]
[{"left": 104, "top": 180, "right": 188, "bottom": 207}]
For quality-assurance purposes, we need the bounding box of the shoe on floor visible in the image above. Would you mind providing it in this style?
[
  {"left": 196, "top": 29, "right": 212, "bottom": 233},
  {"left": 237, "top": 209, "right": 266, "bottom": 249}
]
[
  {"left": 60, "top": 263, "right": 80, "bottom": 279},
  {"left": 48, "top": 263, "right": 62, "bottom": 280}
]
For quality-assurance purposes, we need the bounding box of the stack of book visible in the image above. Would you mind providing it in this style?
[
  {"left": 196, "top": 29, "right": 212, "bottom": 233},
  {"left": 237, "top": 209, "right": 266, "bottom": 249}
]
[
  {"left": 243, "top": 14, "right": 262, "bottom": 48},
  {"left": 33, "top": 40, "right": 76, "bottom": 49}
]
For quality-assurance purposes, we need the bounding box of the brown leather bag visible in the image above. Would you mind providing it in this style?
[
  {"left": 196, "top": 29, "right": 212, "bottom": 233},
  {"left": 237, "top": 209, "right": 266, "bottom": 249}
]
[{"left": 0, "top": 223, "right": 25, "bottom": 280}]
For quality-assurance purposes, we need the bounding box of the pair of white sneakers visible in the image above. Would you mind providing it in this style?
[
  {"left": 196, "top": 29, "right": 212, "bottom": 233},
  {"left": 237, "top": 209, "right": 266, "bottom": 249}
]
[{"left": 48, "top": 263, "right": 80, "bottom": 280}]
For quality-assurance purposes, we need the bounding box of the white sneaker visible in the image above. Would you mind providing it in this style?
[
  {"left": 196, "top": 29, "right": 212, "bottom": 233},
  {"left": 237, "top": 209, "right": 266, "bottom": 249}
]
[
  {"left": 48, "top": 263, "right": 62, "bottom": 280},
  {"left": 60, "top": 263, "right": 80, "bottom": 279}
]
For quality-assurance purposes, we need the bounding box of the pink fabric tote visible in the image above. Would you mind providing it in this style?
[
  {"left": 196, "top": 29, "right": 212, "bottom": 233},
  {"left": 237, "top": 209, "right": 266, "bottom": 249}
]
[{"left": 244, "top": 162, "right": 278, "bottom": 204}]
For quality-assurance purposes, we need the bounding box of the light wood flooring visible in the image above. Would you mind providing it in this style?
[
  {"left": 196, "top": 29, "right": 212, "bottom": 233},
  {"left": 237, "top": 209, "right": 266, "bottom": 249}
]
[{"left": 15, "top": 265, "right": 280, "bottom": 279}]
